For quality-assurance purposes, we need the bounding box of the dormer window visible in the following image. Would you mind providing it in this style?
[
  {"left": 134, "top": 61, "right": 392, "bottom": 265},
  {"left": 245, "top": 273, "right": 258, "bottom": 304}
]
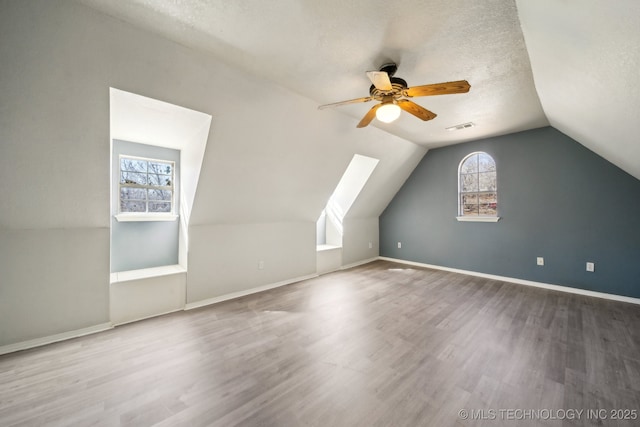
[{"left": 119, "top": 155, "right": 174, "bottom": 215}]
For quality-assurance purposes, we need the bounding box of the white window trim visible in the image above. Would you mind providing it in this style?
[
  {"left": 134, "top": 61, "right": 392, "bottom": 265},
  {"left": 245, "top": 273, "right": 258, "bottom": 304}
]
[
  {"left": 115, "top": 213, "right": 178, "bottom": 222},
  {"left": 456, "top": 216, "right": 501, "bottom": 222},
  {"left": 117, "top": 154, "right": 177, "bottom": 222},
  {"left": 457, "top": 151, "right": 500, "bottom": 222}
]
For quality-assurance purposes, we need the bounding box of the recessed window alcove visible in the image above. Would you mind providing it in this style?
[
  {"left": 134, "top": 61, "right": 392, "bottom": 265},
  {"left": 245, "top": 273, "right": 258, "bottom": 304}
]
[
  {"left": 316, "top": 154, "right": 379, "bottom": 274},
  {"left": 109, "top": 88, "right": 211, "bottom": 325}
]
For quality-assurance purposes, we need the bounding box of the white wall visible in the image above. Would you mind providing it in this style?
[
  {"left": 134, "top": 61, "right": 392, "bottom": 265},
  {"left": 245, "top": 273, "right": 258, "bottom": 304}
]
[
  {"left": 187, "top": 222, "right": 316, "bottom": 303},
  {"left": 342, "top": 217, "right": 380, "bottom": 267},
  {"left": 0, "top": 229, "right": 110, "bottom": 345},
  {"left": 110, "top": 268, "right": 186, "bottom": 326},
  {"left": 0, "top": 0, "right": 426, "bottom": 348}
]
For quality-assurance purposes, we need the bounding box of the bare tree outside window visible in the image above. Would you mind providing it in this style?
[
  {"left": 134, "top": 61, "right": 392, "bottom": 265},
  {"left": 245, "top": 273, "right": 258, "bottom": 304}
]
[
  {"left": 458, "top": 152, "right": 497, "bottom": 216},
  {"left": 120, "top": 156, "right": 174, "bottom": 214}
]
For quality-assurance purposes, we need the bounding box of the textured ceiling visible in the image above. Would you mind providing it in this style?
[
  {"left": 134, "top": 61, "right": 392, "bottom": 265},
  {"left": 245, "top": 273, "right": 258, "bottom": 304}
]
[{"left": 78, "top": 0, "right": 639, "bottom": 179}]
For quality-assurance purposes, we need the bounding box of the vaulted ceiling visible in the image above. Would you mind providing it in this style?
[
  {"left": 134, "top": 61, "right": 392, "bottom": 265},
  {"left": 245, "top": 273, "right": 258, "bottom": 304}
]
[{"left": 77, "top": 0, "right": 639, "bottom": 180}]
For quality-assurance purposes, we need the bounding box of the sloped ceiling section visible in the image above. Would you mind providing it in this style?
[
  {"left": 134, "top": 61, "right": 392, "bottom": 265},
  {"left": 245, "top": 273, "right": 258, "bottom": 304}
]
[
  {"left": 77, "top": 0, "right": 548, "bottom": 147},
  {"left": 517, "top": 0, "right": 640, "bottom": 180},
  {"left": 76, "top": 0, "right": 638, "bottom": 181}
]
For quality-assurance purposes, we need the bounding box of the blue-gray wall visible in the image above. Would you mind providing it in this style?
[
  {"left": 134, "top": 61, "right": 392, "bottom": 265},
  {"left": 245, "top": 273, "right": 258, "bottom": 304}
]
[
  {"left": 380, "top": 127, "right": 640, "bottom": 298},
  {"left": 111, "top": 140, "right": 180, "bottom": 272}
]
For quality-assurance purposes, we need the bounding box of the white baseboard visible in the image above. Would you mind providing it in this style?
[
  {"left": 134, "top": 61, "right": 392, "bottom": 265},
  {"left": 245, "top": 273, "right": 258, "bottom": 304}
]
[
  {"left": 341, "top": 257, "right": 379, "bottom": 270},
  {"left": 111, "top": 308, "right": 184, "bottom": 327},
  {"left": 378, "top": 257, "right": 640, "bottom": 306},
  {"left": 184, "top": 273, "right": 319, "bottom": 310},
  {"left": 0, "top": 322, "right": 113, "bottom": 356},
  {"left": 10, "top": 256, "right": 632, "bottom": 356}
]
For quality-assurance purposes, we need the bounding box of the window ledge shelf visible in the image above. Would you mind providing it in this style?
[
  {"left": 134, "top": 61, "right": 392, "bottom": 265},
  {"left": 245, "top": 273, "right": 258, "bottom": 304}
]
[
  {"left": 110, "top": 264, "right": 186, "bottom": 284},
  {"left": 456, "top": 216, "right": 501, "bottom": 223},
  {"left": 316, "top": 244, "right": 342, "bottom": 252},
  {"left": 115, "top": 214, "right": 178, "bottom": 222}
]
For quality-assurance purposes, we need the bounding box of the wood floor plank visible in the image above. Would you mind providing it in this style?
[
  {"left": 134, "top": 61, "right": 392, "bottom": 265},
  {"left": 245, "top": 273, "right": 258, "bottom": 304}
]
[{"left": 1, "top": 260, "right": 639, "bottom": 426}]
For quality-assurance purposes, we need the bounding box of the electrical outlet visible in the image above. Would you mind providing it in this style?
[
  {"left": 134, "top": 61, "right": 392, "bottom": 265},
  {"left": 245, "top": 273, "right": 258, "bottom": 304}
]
[
  {"left": 397, "top": 242, "right": 402, "bottom": 249},
  {"left": 586, "top": 262, "right": 594, "bottom": 272},
  {"left": 537, "top": 257, "right": 544, "bottom": 266},
  {"left": 368, "top": 242, "right": 372, "bottom": 249},
  {"left": 258, "top": 260, "right": 264, "bottom": 270}
]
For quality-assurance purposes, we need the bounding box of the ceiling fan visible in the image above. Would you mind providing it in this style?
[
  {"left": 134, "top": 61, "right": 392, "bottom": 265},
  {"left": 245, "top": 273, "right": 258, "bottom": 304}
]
[{"left": 318, "top": 63, "right": 470, "bottom": 128}]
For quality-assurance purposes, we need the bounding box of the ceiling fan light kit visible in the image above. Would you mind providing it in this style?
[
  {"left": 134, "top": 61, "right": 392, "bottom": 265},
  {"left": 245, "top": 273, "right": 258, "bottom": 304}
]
[
  {"left": 376, "top": 102, "right": 401, "bottom": 123},
  {"left": 318, "top": 63, "right": 470, "bottom": 128}
]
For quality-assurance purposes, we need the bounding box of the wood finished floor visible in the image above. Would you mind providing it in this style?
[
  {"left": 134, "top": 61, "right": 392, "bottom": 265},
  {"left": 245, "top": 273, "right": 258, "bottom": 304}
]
[{"left": 1, "top": 260, "right": 640, "bottom": 427}]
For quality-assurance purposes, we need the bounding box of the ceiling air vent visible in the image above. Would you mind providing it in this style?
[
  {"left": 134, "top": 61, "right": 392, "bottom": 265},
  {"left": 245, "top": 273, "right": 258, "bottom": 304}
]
[{"left": 446, "top": 122, "right": 475, "bottom": 131}]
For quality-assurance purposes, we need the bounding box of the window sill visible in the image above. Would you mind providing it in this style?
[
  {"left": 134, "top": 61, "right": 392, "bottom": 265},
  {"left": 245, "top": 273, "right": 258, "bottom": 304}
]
[
  {"left": 456, "top": 216, "right": 501, "bottom": 222},
  {"left": 316, "top": 244, "right": 342, "bottom": 252},
  {"left": 110, "top": 264, "right": 186, "bottom": 284},
  {"left": 115, "top": 214, "right": 178, "bottom": 222}
]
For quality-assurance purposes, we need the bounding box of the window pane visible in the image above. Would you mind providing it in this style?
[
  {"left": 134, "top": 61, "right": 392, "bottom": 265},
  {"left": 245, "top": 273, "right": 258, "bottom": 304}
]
[
  {"left": 478, "top": 153, "right": 496, "bottom": 172},
  {"left": 120, "top": 158, "right": 147, "bottom": 173},
  {"left": 461, "top": 174, "right": 478, "bottom": 192},
  {"left": 479, "top": 203, "right": 497, "bottom": 216},
  {"left": 120, "top": 200, "right": 146, "bottom": 212},
  {"left": 458, "top": 152, "right": 497, "bottom": 217},
  {"left": 460, "top": 155, "right": 478, "bottom": 174},
  {"left": 462, "top": 204, "right": 478, "bottom": 216},
  {"left": 478, "top": 192, "right": 497, "bottom": 204},
  {"left": 462, "top": 193, "right": 478, "bottom": 204},
  {"left": 121, "top": 172, "right": 147, "bottom": 185},
  {"left": 148, "top": 202, "right": 171, "bottom": 213},
  {"left": 148, "top": 189, "right": 172, "bottom": 201},
  {"left": 478, "top": 172, "right": 496, "bottom": 191},
  {"left": 120, "top": 187, "right": 146, "bottom": 200},
  {"left": 148, "top": 174, "right": 172, "bottom": 187},
  {"left": 148, "top": 162, "right": 172, "bottom": 176},
  {"left": 478, "top": 193, "right": 497, "bottom": 203}
]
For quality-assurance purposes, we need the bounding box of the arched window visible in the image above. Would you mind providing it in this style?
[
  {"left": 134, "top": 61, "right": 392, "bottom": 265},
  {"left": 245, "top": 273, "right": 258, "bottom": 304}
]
[{"left": 458, "top": 152, "right": 498, "bottom": 220}]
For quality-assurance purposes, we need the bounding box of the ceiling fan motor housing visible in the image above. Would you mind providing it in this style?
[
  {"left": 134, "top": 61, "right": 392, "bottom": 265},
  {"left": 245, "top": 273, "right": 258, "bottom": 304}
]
[
  {"left": 369, "top": 77, "right": 408, "bottom": 99},
  {"left": 379, "top": 63, "right": 398, "bottom": 77}
]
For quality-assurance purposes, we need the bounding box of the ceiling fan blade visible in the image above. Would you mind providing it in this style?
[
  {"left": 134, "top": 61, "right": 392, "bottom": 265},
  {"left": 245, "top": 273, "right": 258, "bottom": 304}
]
[
  {"left": 397, "top": 100, "right": 437, "bottom": 121},
  {"left": 318, "top": 96, "right": 373, "bottom": 110},
  {"left": 366, "top": 71, "right": 392, "bottom": 91},
  {"left": 405, "top": 80, "right": 471, "bottom": 97},
  {"left": 357, "top": 104, "right": 381, "bottom": 128}
]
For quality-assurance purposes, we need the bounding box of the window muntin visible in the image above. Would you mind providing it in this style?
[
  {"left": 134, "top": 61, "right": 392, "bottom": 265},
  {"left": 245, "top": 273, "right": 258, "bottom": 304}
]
[
  {"left": 119, "top": 156, "right": 174, "bottom": 214},
  {"left": 458, "top": 152, "right": 497, "bottom": 217}
]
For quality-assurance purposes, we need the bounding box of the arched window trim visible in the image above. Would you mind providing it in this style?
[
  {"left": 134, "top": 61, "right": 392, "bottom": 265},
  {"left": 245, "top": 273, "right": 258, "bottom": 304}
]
[{"left": 456, "top": 151, "right": 501, "bottom": 222}]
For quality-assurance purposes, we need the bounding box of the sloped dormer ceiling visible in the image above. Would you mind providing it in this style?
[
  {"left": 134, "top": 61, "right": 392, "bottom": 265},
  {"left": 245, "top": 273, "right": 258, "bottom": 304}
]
[
  {"left": 516, "top": 0, "right": 640, "bottom": 180},
  {"left": 77, "top": 0, "right": 639, "bottom": 180}
]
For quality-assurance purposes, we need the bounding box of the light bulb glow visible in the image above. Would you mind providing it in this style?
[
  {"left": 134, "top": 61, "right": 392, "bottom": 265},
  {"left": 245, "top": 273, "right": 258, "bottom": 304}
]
[{"left": 376, "top": 103, "right": 401, "bottom": 123}]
